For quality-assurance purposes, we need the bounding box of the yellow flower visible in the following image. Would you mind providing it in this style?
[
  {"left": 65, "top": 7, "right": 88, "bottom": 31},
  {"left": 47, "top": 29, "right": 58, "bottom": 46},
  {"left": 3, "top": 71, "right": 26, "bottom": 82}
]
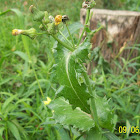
[
  {"left": 43, "top": 97, "right": 51, "bottom": 105},
  {"left": 12, "top": 28, "right": 37, "bottom": 39},
  {"left": 55, "top": 15, "right": 62, "bottom": 25},
  {"left": 12, "top": 29, "right": 22, "bottom": 36}
]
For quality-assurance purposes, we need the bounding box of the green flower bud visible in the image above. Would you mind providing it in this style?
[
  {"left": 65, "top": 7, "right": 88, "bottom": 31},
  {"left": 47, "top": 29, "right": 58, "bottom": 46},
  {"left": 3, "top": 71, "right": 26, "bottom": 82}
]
[
  {"left": 42, "top": 11, "right": 50, "bottom": 24},
  {"left": 39, "top": 24, "right": 45, "bottom": 31},
  {"left": 47, "top": 22, "right": 58, "bottom": 35},
  {"left": 29, "top": 5, "right": 45, "bottom": 21},
  {"left": 21, "top": 28, "right": 37, "bottom": 39}
]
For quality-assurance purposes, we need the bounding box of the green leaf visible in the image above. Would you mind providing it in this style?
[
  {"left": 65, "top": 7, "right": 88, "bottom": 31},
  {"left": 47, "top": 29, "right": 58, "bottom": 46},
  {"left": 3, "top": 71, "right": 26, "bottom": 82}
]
[
  {"left": 126, "top": 120, "right": 131, "bottom": 138},
  {"left": 53, "top": 22, "right": 84, "bottom": 48},
  {"left": 0, "top": 9, "right": 22, "bottom": 17},
  {"left": 87, "top": 128, "right": 107, "bottom": 140},
  {"left": 95, "top": 95, "right": 116, "bottom": 131},
  {"left": 0, "top": 127, "right": 5, "bottom": 138},
  {"left": 56, "top": 127, "right": 71, "bottom": 140},
  {"left": 14, "top": 51, "right": 29, "bottom": 62},
  {"left": 7, "top": 121, "right": 21, "bottom": 140},
  {"left": 11, "top": 120, "right": 28, "bottom": 140},
  {"left": 2, "top": 95, "right": 17, "bottom": 112},
  {"left": 0, "top": 9, "right": 11, "bottom": 16},
  {"left": 49, "top": 98, "right": 95, "bottom": 131},
  {"left": 55, "top": 43, "right": 91, "bottom": 113},
  {"left": 0, "top": 77, "right": 13, "bottom": 86},
  {"left": 62, "top": 22, "right": 84, "bottom": 38},
  {"left": 103, "top": 131, "right": 120, "bottom": 140},
  {"left": 10, "top": 9, "right": 23, "bottom": 17}
]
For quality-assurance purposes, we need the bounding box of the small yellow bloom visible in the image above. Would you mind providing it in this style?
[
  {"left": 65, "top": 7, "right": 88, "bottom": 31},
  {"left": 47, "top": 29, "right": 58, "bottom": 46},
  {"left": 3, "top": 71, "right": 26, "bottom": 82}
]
[
  {"left": 12, "top": 29, "right": 22, "bottom": 36},
  {"left": 55, "top": 15, "right": 62, "bottom": 25},
  {"left": 43, "top": 97, "right": 51, "bottom": 105}
]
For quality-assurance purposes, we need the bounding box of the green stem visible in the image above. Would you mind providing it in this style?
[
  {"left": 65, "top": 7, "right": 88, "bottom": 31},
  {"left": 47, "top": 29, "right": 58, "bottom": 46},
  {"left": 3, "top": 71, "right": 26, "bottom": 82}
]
[
  {"left": 52, "top": 35, "right": 74, "bottom": 51},
  {"left": 81, "top": 62, "right": 101, "bottom": 131},
  {"left": 37, "top": 32, "right": 47, "bottom": 35},
  {"left": 77, "top": 9, "right": 90, "bottom": 46},
  {"left": 66, "top": 23, "right": 75, "bottom": 47},
  {"left": 41, "top": 21, "right": 74, "bottom": 51},
  {"left": 59, "top": 30, "right": 73, "bottom": 48}
]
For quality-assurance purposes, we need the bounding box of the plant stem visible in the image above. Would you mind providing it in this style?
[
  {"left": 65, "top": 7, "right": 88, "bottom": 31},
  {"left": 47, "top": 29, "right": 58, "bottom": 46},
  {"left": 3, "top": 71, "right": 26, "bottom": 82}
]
[
  {"left": 52, "top": 35, "right": 74, "bottom": 51},
  {"left": 80, "top": 62, "right": 101, "bottom": 131},
  {"left": 66, "top": 23, "right": 75, "bottom": 47},
  {"left": 77, "top": 9, "right": 90, "bottom": 46},
  {"left": 37, "top": 32, "right": 47, "bottom": 35},
  {"left": 41, "top": 21, "right": 74, "bottom": 51},
  {"left": 59, "top": 30, "right": 73, "bottom": 48}
]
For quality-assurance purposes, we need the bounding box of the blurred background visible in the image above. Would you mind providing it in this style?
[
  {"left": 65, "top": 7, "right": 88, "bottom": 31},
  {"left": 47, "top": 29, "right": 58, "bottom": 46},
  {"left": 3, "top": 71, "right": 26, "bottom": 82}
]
[{"left": 1, "top": 0, "right": 140, "bottom": 22}]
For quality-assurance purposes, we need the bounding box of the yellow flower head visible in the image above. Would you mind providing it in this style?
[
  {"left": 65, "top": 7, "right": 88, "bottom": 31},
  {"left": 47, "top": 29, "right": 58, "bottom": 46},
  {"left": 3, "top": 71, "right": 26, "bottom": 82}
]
[
  {"left": 12, "top": 28, "right": 37, "bottom": 39},
  {"left": 43, "top": 97, "right": 51, "bottom": 105},
  {"left": 12, "top": 29, "right": 22, "bottom": 36},
  {"left": 55, "top": 15, "right": 62, "bottom": 25}
]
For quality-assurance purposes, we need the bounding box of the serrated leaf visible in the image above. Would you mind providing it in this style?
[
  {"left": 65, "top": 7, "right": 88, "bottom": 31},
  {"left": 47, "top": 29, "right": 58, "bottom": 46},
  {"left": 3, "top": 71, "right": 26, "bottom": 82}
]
[
  {"left": 95, "top": 95, "right": 115, "bottom": 131},
  {"left": 55, "top": 43, "right": 91, "bottom": 113},
  {"left": 49, "top": 98, "right": 95, "bottom": 131}
]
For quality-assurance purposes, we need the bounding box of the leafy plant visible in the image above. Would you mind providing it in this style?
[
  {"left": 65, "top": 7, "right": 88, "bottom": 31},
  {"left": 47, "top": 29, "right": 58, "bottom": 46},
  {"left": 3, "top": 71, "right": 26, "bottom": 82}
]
[
  {"left": 11, "top": 1, "right": 119, "bottom": 139},
  {"left": 1, "top": 0, "right": 139, "bottom": 139}
]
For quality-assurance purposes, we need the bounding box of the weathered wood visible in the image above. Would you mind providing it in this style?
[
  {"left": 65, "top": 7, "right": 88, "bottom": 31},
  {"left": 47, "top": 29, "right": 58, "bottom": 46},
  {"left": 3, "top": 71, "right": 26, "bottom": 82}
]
[{"left": 80, "top": 8, "right": 140, "bottom": 74}]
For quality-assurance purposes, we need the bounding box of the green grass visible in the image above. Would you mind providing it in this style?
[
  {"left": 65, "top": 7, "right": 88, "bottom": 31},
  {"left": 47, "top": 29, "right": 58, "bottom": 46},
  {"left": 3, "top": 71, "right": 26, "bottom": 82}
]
[{"left": 0, "top": 0, "right": 140, "bottom": 139}]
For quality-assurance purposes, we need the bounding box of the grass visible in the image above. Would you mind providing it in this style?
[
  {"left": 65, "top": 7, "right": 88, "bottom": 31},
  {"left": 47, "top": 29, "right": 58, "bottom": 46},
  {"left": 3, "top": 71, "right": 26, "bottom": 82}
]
[{"left": 0, "top": 0, "right": 140, "bottom": 139}]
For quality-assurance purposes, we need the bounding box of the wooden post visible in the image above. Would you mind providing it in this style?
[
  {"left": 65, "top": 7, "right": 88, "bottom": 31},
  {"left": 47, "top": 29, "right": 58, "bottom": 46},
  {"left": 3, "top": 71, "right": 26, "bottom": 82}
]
[{"left": 80, "top": 8, "right": 140, "bottom": 74}]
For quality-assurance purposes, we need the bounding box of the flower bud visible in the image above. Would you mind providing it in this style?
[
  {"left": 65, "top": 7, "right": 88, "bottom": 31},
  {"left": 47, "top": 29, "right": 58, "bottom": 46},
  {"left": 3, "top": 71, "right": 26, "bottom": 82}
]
[
  {"left": 82, "top": 0, "right": 96, "bottom": 9},
  {"left": 22, "top": 28, "right": 37, "bottom": 39},
  {"left": 12, "top": 29, "right": 23, "bottom": 36},
  {"left": 42, "top": 11, "right": 50, "bottom": 24},
  {"left": 47, "top": 22, "right": 58, "bottom": 35},
  {"left": 12, "top": 28, "right": 37, "bottom": 39},
  {"left": 39, "top": 24, "right": 45, "bottom": 31},
  {"left": 29, "top": 5, "right": 45, "bottom": 21}
]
